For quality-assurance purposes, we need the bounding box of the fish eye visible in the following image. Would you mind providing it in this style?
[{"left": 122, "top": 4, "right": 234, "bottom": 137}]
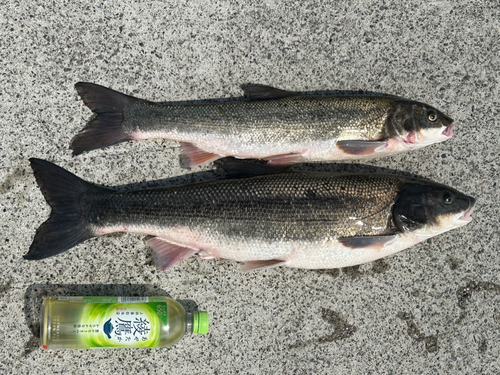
[
  {"left": 428, "top": 111, "right": 438, "bottom": 122},
  {"left": 442, "top": 191, "right": 454, "bottom": 205}
]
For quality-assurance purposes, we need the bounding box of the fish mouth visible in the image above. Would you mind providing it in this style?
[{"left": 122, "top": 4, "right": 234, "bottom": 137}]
[
  {"left": 458, "top": 201, "right": 475, "bottom": 222},
  {"left": 442, "top": 124, "right": 455, "bottom": 138},
  {"left": 403, "top": 124, "right": 453, "bottom": 146}
]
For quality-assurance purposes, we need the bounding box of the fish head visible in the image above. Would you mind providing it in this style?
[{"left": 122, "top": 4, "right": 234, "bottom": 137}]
[
  {"left": 385, "top": 101, "right": 454, "bottom": 147},
  {"left": 393, "top": 181, "right": 475, "bottom": 237}
]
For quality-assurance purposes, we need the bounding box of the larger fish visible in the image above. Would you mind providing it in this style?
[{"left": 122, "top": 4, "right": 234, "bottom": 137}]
[
  {"left": 25, "top": 159, "right": 474, "bottom": 271},
  {"left": 70, "top": 83, "right": 454, "bottom": 167}
]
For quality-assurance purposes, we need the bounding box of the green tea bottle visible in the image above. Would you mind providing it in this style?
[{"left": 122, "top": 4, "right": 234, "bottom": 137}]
[{"left": 41, "top": 296, "right": 209, "bottom": 349}]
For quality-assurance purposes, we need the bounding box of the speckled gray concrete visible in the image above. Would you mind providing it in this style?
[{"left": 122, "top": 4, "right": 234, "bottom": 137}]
[{"left": 0, "top": 1, "right": 499, "bottom": 374}]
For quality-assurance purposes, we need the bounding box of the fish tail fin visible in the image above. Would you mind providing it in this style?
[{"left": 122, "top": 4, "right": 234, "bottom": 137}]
[
  {"left": 70, "top": 82, "right": 142, "bottom": 155},
  {"left": 24, "top": 158, "right": 98, "bottom": 260}
]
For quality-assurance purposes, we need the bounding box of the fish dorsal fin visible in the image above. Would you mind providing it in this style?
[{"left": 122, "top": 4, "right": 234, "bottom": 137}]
[
  {"left": 338, "top": 235, "right": 397, "bottom": 250},
  {"left": 241, "top": 84, "right": 297, "bottom": 101},
  {"left": 219, "top": 159, "right": 283, "bottom": 178}
]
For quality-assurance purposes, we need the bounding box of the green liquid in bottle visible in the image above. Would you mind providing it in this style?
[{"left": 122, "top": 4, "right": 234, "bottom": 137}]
[{"left": 41, "top": 296, "right": 208, "bottom": 349}]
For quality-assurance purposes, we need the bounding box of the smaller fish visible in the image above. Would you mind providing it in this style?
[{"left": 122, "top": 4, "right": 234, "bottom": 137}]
[
  {"left": 25, "top": 159, "right": 475, "bottom": 272},
  {"left": 70, "top": 83, "right": 454, "bottom": 167}
]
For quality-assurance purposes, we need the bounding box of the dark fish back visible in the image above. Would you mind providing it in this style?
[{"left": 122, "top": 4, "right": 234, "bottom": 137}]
[
  {"left": 83, "top": 173, "right": 407, "bottom": 240},
  {"left": 122, "top": 96, "right": 397, "bottom": 143}
]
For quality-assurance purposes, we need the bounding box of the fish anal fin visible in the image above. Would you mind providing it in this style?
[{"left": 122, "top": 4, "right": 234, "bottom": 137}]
[
  {"left": 336, "top": 140, "right": 388, "bottom": 156},
  {"left": 264, "top": 153, "right": 305, "bottom": 166},
  {"left": 241, "top": 84, "right": 297, "bottom": 101},
  {"left": 241, "top": 259, "right": 287, "bottom": 272},
  {"left": 180, "top": 143, "right": 222, "bottom": 168},
  {"left": 338, "top": 235, "right": 397, "bottom": 250},
  {"left": 148, "top": 237, "right": 198, "bottom": 271}
]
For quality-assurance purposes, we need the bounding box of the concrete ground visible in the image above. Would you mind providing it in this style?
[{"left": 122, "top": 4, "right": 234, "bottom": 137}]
[{"left": 1, "top": 0, "right": 499, "bottom": 373}]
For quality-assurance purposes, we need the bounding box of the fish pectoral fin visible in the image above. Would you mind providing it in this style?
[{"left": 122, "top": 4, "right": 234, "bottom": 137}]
[
  {"left": 338, "top": 235, "right": 398, "bottom": 250},
  {"left": 220, "top": 159, "right": 283, "bottom": 178},
  {"left": 241, "top": 259, "right": 287, "bottom": 272},
  {"left": 264, "top": 153, "right": 305, "bottom": 166},
  {"left": 148, "top": 237, "right": 198, "bottom": 271},
  {"left": 336, "top": 140, "right": 388, "bottom": 155},
  {"left": 241, "top": 84, "right": 297, "bottom": 101},
  {"left": 180, "top": 143, "right": 222, "bottom": 168}
]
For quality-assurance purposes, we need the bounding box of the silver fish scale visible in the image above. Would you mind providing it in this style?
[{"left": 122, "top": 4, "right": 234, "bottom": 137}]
[
  {"left": 83, "top": 173, "right": 408, "bottom": 242},
  {"left": 122, "top": 96, "right": 396, "bottom": 143}
]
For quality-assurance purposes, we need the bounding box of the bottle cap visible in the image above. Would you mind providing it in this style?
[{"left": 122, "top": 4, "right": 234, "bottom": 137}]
[{"left": 193, "top": 311, "right": 209, "bottom": 334}]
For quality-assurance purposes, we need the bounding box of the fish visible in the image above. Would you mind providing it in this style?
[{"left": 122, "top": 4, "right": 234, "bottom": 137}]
[
  {"left": 25, "top": 158, "right": 475, "bottom": 271},
  {"left": 70, "top": 83, "right": 454, "bottom": 167}
]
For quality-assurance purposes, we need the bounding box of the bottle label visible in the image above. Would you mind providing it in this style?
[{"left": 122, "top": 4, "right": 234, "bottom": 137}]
[{"left": 57, "top": 297, "right": 168, "bottom": 348}]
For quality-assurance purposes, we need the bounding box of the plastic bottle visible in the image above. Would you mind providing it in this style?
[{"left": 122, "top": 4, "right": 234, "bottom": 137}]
[{"left": 40, "top": 296, "right": 209, "bottom": 349}]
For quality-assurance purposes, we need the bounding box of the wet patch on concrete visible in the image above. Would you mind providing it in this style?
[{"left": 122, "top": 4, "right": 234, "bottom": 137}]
[
  {"left": 456, "top": 281, "right": 500, "bottom": 323},
  {"left": 0, "top": 280, "right": 12, "bottom": 298},
  {"left": 478, "top": 339, "right": 487, "bottom": 353},
  {"left": 397, "top": 312, "right": 439, "bottom": 353},
  {"left": 371, "top": 259, "right": 390, "bottom": 274},
  {"left": 313, "top": 268, "right": 340, "bottom": 278},
  {"left": 21, "top": 335, "right": 39, "bottom": 358},
  {"left": 342, "top": 265, "right": 362, "bottom": 278},
  {"left": 313, "top": 260, "right": 390, "bottom": 279},
  {"left": 446, "top": 256, "right": 461, "bottom": 270},
  {"left": 290, "top": 308, "right": 357, "bottom": 348},
  {"left": 342, "top": 259, "right": 390, "bottom": 278},
  {"left": 0, "top": 167, "right": 25, "bottom": 194}
]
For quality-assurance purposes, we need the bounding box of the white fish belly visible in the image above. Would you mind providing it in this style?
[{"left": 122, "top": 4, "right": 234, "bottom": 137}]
[
  {"left": 159, "top": 227, "right": 427, "bottom": 269},
  {"left": 285, "top": 233, "right": 424, "bottom": 269},
  {"left": 205, "top": 231, "right": 426, "bottom": 269},
  {"left": 132, "top": 128, "right": 445, "bottom": 163},
  {"left": 96, "top": 224, "right": 432, "bottom": 270}
]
